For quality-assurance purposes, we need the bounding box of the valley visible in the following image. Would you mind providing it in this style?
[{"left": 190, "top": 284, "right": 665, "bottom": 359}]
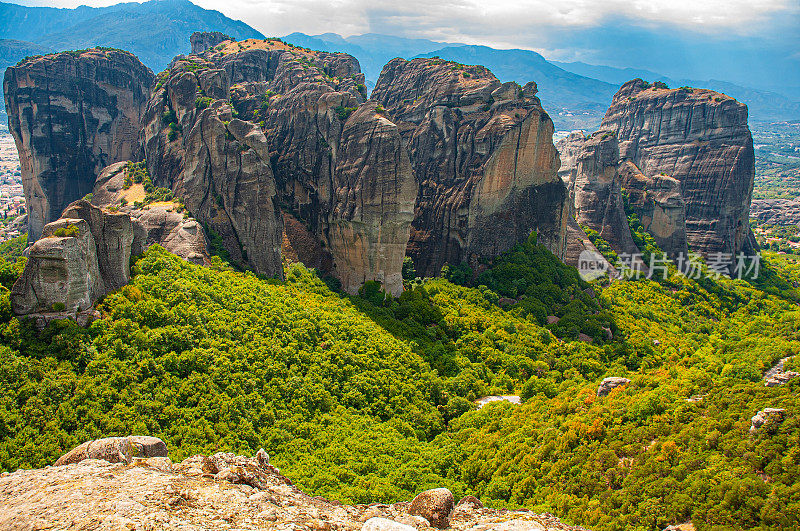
[{"left": 0, "top": 8, "right": 798, "bottom": 530}]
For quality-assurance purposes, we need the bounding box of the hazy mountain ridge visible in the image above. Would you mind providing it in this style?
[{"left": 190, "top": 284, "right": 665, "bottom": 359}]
[
  {"left": 282, "top": 32, "right": 800, "bottom": 129},
  {"left": 0, "top": 0, "right": 264, "bottom": 71},
  {"left": 553, "top": 60, "right": 800, "bottom": 123}
]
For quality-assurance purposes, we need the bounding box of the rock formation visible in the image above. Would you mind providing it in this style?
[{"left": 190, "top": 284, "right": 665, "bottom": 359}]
[
  {"left": 600, "top": 79, "right": 756, "bottom": 259},
  {"left": 0, "top": 450, "right": 589, "bottom": 530},
  {"left": 750, "top": 408, "right": 787, "bottom": 433},
  {"left": 3, "top": 48, "right": 154, "bottom": 243},
  {"left": 597, "top": 377, "right": 630, "bottom": 397},
  {"left": 142, "top": 39, "right": 414, "bottom": 295},
  {"left": 557, "top": 130, "right": 639, "bottom": 258},
  {"left": 55, "top": 436, "right": 168, "bottom": 466},
  {"left": 92, "top": 162, "right": 209, "bottom": 265},
  {"left": 409, "top": 487, "right": 455, "bottom": 529},
  {"left": 372, "top": 58, "right": 568, "bottom": 277},
  {"left": 11, "top": 200, "right": 137, "bottom": 314},
  {"left": 190, "top": 31, "right": 233, "bottom": 55},
  {"left": 750, "top": 198, "right": 800, "bottom": 226},
  {"left": 616, "top": 161, "right": 688, "bottom": 257}
]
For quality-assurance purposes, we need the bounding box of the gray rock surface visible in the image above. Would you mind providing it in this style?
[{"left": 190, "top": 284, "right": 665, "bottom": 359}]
[
  {"left": 557, "top": 130, "right": 639, "bottom": 258},
  {"left": 3, "top": 48, "right": 153, "bottom": 243},
  {"left": 597, "top": 377, "right": 631, "bottom": 397},
  {"left": 601, "top": 79, "right": 756, "bottom": 259},
  {"left": 372, "top": 57, "right": 568, "bottom": 277},
  {"left": 750, "top": 198, "right": 800, "bottom": 226}
]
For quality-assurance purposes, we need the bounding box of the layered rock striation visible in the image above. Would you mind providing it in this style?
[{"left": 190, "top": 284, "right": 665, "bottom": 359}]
[
  {"left": 600, "top": 79, "right": 756, "bottom": 258},
  {"left": 372, "top": 58, "right": 568, "bottom": 277},
  {"left": 3, "top": 48, "right": 154, "bottom": 242}
]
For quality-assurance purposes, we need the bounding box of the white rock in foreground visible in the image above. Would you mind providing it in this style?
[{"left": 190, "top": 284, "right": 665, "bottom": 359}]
[{"left": 0, "top": 451, "right": 590, "bottom": 530}]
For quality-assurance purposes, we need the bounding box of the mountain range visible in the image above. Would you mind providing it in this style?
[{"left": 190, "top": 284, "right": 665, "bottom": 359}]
[{"left": 1, "top": 0, "right": 800, "bottom": 130}]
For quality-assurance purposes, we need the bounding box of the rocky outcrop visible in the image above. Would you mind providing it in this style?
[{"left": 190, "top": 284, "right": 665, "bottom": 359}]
[
  {"left": 750, "top": 198, "right": 800, "bottom": 226},
  {"left": 142, "top": 57, "right": 282, "bottom": 276},
  {"left": 11, "top": 200, "right": 138, "bottom": 314},
  {"left": 372, "top": 58, "right": 568, "bottom": 277},
  {"left": 92, "top": 162, "right": 209, "bottom": 265},
  {"left": 142, "top": 40, "right": 414, "bottom": 294},
  {"left": 601, "top": 79, "right": 756, "bottom": 259},
  {"left": 750, "top": 408, "right": 787, "bottom": 433},
  {"left": 557, "top": 130, "right": 639, "bottom": 258},
  {"left": 597, "top": 377, "right": 630, "bottom": 397},
  {"left": 54, "top": 436, "right": 168, "bottom": 466},
  {"left": 616, "top": 161, "right": 688, "bottom": 257},
  {"left": 3, "top": 48, "right": 154, "bottom": 243},
  {"left": 0, "top": 451, "right": 589, "bottom": 530},
  {"left": 190, "top": 31, "right": 233, "bottom": 55}
]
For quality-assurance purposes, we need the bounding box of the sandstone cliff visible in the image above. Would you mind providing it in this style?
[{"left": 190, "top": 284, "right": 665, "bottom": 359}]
[
  {"left": 142, "top": 38, "right": 414, "bottom": 294},
  {"left": 11, "top": 200, "right": 138, "bottom": 314},
  {"left": 3, "top": 48, "right": 154, "bottom": 243},
  {"left": 556, "top": 131, "right": 639, "bottom": 258},
  {"left": 190, "top": 31, "right": 233, "bottom": 55},
  {"left": 601, "top": 79, "right": 756, "bottom": 258},
  {"left": 372, "top": 58, "right": 568, "bottom": 277}
]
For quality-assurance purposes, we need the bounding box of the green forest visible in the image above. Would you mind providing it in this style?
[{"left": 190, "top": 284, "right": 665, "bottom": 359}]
[{"left": 0, "top": 233, "right": 798, "bottom": 531}]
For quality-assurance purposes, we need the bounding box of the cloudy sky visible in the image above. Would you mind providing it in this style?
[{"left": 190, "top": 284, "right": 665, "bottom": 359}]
[{"left": 14, "top": 0, "right": 800, "bottom": 88}]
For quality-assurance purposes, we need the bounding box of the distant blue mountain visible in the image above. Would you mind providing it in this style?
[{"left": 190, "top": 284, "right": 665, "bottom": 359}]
[
  {"left": 553, "top": 60, "right": 800, "bottom": 123},
  {"left": 284, "top": 32, "right": 800, "bottom": 128},
  {"left": 0, "top": 0, "right": 264, "bottom": 72}
]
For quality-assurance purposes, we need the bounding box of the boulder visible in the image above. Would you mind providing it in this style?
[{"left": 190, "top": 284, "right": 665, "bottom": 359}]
[
  {"left": 750, "top": 408, "right": 787, "bottom": 433},
  {"left": 597, "top": 377, "right": 630, "bottom": 397},
  {"left": 54, "top": 435, "right": 168, "bottom": 466},
  {"left": 409, "top": 487, "right": 455, "bottom": 529},
  {"left": 11, "top": 200, "right": 139, "bottom": 315}
]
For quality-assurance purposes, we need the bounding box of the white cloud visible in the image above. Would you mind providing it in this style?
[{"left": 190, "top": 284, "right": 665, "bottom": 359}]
[{"left": 16, "top": 0, "right": 797, "bottom": 46}]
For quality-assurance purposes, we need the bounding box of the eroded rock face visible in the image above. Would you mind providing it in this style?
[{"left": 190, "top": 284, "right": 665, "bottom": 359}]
[
  {"left": 3, "top": 48, "right": 154, "bottom": 242},
  {"left": 0, "top": 451, "right": 588, "bottom": 530},
  {"left": 92, "top": 162, "right": 209, "bottom": 265},
  {"left": 557, "top": 130, "right": 639, "bottom": 258},
  {"left": 190, "top": 31, "right": 233, "bottom": 55},
  {"left": 750, "top": 408, "right": 787, "bottom": 433},
  {"left": 142, "top": 58, "right": 282, "bottom": 276},
  {"left": 11, "top": 200, "right": 137, "bottom": 314},
  {"left": 601, "top": 79, "right": 756, "bottom": 258},
  {"left": 372, "top": 58, "right": 568, "bottom": 277},
  {"left": 142, "top": 40, "right": 414, "bottom": 294},
  {"left": 616, "top": 161, "right": 688, "bottom": 257}
]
